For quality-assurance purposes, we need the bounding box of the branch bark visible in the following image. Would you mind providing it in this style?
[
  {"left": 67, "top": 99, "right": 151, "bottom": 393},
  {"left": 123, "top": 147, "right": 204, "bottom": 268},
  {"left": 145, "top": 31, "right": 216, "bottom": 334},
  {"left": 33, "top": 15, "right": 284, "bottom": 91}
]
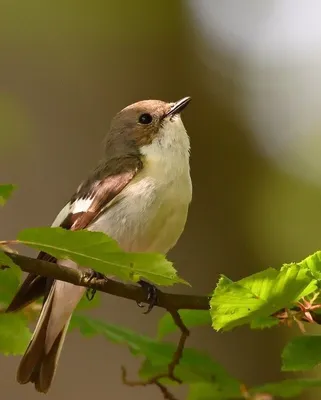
[{"left": 4, "top": 252, "right": 210, "bottom": 311}]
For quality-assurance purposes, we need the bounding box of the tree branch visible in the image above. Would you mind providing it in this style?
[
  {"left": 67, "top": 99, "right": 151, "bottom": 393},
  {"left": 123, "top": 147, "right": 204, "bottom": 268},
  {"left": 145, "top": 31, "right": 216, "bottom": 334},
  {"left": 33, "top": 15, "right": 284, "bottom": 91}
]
[{"left": 4, "top": 252, "right": 210, "bottom": 311}]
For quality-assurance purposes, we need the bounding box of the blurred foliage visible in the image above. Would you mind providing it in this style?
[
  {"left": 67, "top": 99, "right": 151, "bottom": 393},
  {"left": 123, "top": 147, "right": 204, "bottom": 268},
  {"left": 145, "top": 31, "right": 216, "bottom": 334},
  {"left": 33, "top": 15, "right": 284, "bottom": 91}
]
[
  {"left": 0, "top": 313, "right": 31, "bottom": 356},
  {"left": 0, "top": 184, "right": 16, "bottom": 206},
  {"left": 282, "top": 336, "right": 321, "bottom": 372}
]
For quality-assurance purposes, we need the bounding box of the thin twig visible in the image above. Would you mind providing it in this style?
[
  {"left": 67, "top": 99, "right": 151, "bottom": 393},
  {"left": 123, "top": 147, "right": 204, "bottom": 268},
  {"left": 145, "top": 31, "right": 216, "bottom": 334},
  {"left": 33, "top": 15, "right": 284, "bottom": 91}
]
[
  {"left": 155, "top": 382, "right": 179, "bottom": 400},
  {"left": 167, "top": 309, "right": 189, "bottom": 381},
  {"left": 122, "top": 309, "right": 190, "bottom": 399},
  {"left": 121, "top": 366, "right": 178, "bottom": 400}
]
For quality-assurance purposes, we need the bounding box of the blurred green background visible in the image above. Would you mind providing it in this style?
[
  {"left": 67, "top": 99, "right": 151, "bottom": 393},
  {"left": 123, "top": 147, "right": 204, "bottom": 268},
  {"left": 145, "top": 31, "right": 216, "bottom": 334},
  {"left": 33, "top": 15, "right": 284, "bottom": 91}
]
[{"left": 1, "top": 1, "right": 321, "bottom": 399}]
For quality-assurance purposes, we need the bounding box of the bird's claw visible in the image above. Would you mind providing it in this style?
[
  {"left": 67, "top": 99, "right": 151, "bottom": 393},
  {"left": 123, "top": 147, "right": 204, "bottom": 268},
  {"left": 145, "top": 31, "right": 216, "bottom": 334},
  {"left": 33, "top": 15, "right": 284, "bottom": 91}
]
[
  {"left": 137, "top": 280, "right": 158, "bottom": 314},
  {"left": 83, "top": 269, "right": 108, "bottom": 301}
]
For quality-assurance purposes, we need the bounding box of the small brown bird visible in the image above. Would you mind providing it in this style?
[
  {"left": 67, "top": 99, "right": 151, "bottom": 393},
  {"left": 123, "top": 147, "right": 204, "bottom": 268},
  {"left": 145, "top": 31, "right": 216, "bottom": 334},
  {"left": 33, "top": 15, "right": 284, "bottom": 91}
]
[{"left": 6, "top": 97, "right": 192, "bottom": 392}]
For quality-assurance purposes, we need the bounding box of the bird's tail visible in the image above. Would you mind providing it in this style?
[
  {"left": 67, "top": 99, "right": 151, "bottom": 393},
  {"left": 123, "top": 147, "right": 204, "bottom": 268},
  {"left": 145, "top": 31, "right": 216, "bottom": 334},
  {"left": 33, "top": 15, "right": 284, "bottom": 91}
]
[
  {"left": 6, "top": 251, "right": 57, "bottom": 313},
  {"left": 17, "top": 276, "right": 85, "bottom": 393}
]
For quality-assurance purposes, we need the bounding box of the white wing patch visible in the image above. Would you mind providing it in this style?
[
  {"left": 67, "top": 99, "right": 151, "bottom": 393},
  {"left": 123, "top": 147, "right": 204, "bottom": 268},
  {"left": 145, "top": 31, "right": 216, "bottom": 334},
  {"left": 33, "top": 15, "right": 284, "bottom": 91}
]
[
  {"left": 51, "top": 197, "right": 94, "bottom": 227},
  {"left": 72, "top": 197, "right": 93, "bottom": 214}
]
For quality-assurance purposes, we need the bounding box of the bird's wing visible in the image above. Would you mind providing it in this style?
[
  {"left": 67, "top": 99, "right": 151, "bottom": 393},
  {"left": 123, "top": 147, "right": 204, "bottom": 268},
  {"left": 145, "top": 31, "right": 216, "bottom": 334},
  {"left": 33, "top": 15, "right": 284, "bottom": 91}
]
[
  {"left": 55, "top": 156, "right": 143, "bottom": 230},
  {"left": 6, "top": 155, "right": 143, "bottom": 312}
]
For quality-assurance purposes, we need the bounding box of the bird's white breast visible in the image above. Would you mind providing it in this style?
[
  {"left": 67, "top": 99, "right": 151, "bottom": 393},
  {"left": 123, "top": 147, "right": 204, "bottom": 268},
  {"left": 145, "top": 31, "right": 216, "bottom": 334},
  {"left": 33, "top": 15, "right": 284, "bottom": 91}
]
[{"left": 90, "top": 116, "right": 192, "bottom": 254}]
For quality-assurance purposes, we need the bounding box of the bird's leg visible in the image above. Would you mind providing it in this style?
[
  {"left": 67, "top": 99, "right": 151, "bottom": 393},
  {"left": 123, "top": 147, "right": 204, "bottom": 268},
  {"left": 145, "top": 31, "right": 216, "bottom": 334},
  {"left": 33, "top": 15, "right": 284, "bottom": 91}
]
[
  {"left": 82, "top": 269, "right": 108, "bottom": 301},
  {"left": 137, "top": 280, "right": 158, "bottom": 314}
]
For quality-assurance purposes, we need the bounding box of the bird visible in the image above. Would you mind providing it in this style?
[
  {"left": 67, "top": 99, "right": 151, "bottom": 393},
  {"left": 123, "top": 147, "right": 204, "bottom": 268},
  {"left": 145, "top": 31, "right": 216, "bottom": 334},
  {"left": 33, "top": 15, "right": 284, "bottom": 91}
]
[{"left": 6, "top": 96, "right": 192, "bottom": 393}]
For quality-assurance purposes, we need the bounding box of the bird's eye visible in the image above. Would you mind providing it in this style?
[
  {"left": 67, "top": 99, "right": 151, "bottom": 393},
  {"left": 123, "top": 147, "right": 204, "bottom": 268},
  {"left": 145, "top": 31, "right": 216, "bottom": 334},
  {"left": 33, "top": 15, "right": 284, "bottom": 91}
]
[{"left": 139, "top": 113, "right": 153, "bottom": 125}]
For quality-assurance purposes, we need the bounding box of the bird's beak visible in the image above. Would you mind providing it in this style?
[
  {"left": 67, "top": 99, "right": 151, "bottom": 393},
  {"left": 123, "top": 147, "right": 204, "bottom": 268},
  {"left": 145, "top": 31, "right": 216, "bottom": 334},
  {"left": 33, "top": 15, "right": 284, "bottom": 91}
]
[{"left": 165, "top": 96, "right": 191, "bottom": 118}]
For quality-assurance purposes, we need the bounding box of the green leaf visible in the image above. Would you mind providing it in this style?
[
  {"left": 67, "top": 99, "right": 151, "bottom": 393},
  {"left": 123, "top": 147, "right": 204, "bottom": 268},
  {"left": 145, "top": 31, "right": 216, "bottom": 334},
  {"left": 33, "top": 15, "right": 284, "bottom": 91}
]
[
  {"left": 157, "top": 310, "right": 211, "bottom": 339},
  {"left": 214, "top": 275, "right": 234, "bottom": 293},
  {"left": 70, "top": 314, "right": 237, "bottom": 384},
  {"left": 188, "top": 379, "right": 321, "bottom": 399},
  {"left": 187, "top": 382, "right": 242, "bottom": 400},
  {"left": 0, "top": 313, "right": 31, "bottom": 355},
  {"left": 252, "top": 378, "right": 321, "bottom": 398},
  {"left": 0, "top": 252, "right": 21, "bottom": 305},
  {"left": 250, "top": 316, "right": 279, "bottom": 329},
  {"left": 210, "top": 264, "right": 317, "bottom": 331},
  {"left": 299, "top": 251, "right": 321, "bottom": 280},
  {"left": 17, "top": 227, "right": 188, "bottom": 286},
  {"left": 0, "top": 184, "right": 16, "bottom": 206},
  {"left": 282, "top": 335, "right": 321, "bottom": 371}
]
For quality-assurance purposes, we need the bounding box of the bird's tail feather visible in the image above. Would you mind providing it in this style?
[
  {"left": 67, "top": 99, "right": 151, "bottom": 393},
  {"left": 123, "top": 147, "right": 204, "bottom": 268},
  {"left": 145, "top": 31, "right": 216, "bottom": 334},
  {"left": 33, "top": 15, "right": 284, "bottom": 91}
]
[
  {"left": 6, "top": 273, "right": 47, "bottom": 313},
  {"left": 17, "top": 278, "right": 85, "bottom": 393}
]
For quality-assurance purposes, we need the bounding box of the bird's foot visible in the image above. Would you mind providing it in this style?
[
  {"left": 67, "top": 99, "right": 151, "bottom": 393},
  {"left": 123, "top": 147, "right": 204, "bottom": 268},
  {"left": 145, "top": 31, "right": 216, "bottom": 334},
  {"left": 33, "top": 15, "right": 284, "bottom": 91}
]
[
  {"left": 137, "top": 280, "right": 158, "bottom": 314},
  {"left": 82, "top": 269, "right": 108, "bottom": 301}
]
